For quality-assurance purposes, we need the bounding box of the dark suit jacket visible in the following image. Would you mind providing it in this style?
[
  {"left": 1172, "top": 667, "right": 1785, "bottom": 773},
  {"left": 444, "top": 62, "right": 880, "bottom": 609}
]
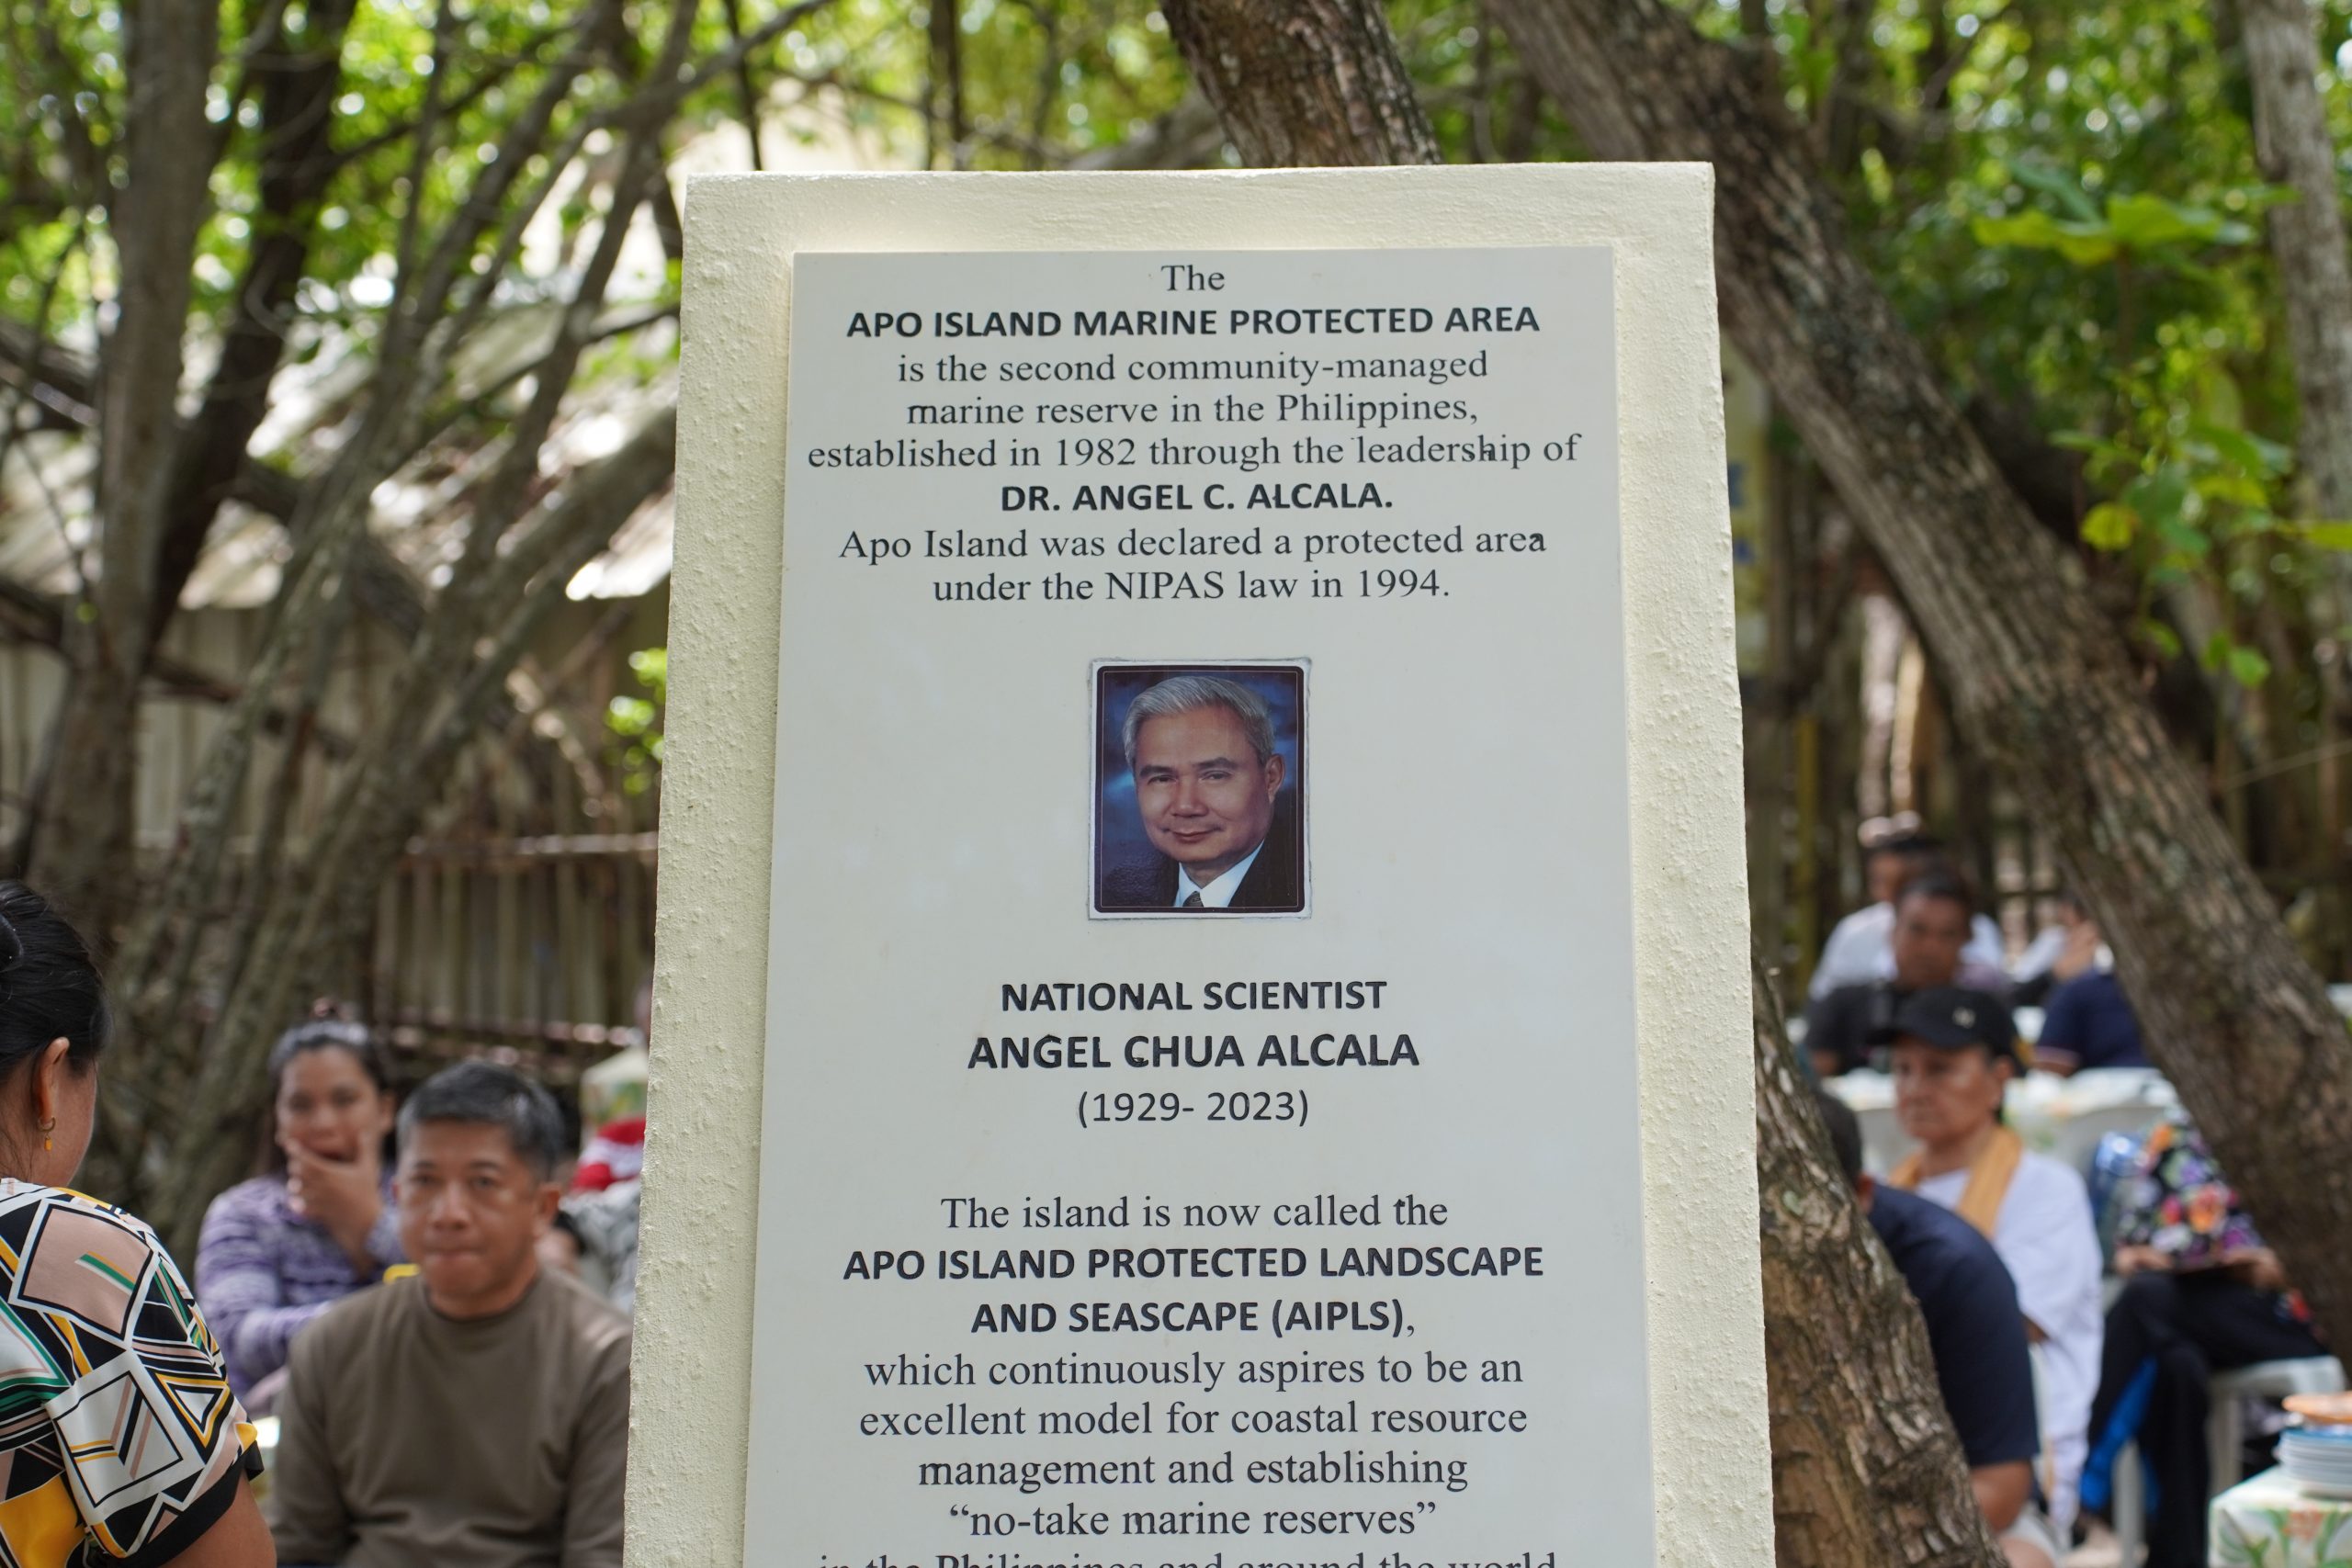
[{"left": 1098, "top": 796, "right": 1304, "bottom": 913}]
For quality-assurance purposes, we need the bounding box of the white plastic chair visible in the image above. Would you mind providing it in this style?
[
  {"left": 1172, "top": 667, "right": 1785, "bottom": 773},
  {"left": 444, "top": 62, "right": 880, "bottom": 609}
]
[
  {"left": 2209, "top": 1357, "right": 2344, "bottom": 1491},
  {"left": 2101, "top": 1356, "right": 2342, "bottom": 1563}
]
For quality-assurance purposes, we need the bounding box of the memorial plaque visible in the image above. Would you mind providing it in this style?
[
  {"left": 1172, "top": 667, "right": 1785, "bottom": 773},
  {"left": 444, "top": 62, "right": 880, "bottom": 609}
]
[
  {"left": 636, "top": 167, "right": 1764, "bottom": 1568},
  {"left": 746, "top": 247, "right": 1656, "bottom": 1563}
]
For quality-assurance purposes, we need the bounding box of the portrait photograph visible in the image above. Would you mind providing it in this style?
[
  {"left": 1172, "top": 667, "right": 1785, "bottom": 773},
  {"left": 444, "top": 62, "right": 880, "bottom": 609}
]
[{"left": 1091, "top": 662, "right": 1308, "bottom": 917}]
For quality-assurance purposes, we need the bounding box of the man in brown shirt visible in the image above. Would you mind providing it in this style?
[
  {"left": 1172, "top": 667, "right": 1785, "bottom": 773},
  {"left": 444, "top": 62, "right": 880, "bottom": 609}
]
[{"left": 266, "top": 1062, "right": 631, "bottom": 1567}]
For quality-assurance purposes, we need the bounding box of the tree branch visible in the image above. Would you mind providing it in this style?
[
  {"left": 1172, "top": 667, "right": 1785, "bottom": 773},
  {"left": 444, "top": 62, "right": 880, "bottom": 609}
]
[{"left": 152, "top": 0, "right": 362, "bottom": 646}]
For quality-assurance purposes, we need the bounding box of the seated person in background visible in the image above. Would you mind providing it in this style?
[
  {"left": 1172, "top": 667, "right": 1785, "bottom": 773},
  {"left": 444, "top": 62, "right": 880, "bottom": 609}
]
[
  {"left": 1804, "top": 874, "right": 1978, "bottom": 1078},
  {"left": 572, "top": 1112, "right": 644, "bottom": 1192},
  {"left": 2082, "top": 1111, "right": 2324, "bottom": 1568},
  {"left": 559, "top": 986, "right": 650, "bottom": 1313},
  {"left": 2031, "top": 905, "right": 2147, "bottom": 1075},
  {"left": 266, "top": 1062, "right": 632, "bottom": 1568},
  {"left": 1811, "top": 828, "right": 2007, "bottom": 999},
  {"left": 560, "top": 1177, "right": 643, "bottom": 1314},
  {"left": 1885, "top": 987, "right": 2105, "bottom": 1540},
  {"left": 2007, "top": 891, "right": 2091, "bottom": 1007},
  {"left": 1815, "top": 1090, "right": 2058, "bottom": 1568},
  {"left": 198, "top": 1013, "right": 401, "bottom": 1412}
]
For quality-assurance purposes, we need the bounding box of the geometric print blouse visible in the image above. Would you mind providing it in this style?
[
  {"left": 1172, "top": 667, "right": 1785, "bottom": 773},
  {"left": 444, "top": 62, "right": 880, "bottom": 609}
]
[{"left": 0, "top": 1181, "right": 258, "bottom": 1565}]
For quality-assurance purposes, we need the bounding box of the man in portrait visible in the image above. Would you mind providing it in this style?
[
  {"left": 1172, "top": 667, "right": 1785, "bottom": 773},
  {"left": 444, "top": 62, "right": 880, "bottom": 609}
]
[{"left": 1098, "top": 672, "right": 1304, "bottom": 913}]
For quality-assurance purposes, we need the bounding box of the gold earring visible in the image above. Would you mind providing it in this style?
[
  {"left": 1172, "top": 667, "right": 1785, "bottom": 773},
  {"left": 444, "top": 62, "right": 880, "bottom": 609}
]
[{"left": 37, "top": 1116, "right": 54, "bottom": 1154}]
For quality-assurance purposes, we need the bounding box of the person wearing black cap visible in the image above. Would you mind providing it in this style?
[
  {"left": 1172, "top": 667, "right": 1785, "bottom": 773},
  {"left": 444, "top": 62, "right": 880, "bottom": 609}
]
[
  {"left": 1814, "top": 1090, "right": 2057, "bottom": 1568},
  {"left": 1884, "top": 987, "right": 2104, "bottom": 1545}
]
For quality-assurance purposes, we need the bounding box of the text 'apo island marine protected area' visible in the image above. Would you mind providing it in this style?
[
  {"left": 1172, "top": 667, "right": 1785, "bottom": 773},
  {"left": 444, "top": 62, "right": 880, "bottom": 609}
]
[{"left": 815, "top": 263, "right": 1581, "bottom": 606}]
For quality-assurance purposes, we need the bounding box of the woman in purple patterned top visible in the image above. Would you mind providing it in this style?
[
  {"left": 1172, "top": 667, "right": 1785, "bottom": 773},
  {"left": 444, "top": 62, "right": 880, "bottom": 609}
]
[
  {"left": 197, "top": 1016, "right": 402, "bottom": 1408},
  {"left": 2083, "top": 1111, "right": 2324, "bottom": 1568}
]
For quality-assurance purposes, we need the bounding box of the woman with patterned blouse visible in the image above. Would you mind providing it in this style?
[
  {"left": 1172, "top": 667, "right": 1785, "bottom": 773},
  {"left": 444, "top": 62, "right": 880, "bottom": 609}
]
[
  {"left": 0, "top": 881, "right": 270, "bottom": 1565},
  {"left": 2085, "top": 1111, "right": 2326, "bottom": 1568},
  {"left": 196, "top": 1015, "right": 401, "bottom": 1409}
]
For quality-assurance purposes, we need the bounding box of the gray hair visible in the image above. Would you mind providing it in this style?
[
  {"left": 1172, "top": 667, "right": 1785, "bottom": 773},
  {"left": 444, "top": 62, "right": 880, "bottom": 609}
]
[
  {"left": 398, "top": 1060, "right": 567, "bottom": 1180},
  {"left": 1121, "top": 674, "right": 1276, "bottom": 773}
]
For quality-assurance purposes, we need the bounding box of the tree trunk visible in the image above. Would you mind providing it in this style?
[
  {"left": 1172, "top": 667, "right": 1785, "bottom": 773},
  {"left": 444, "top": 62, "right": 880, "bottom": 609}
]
[
  {"left": 2238, "top": 0, "right": 2352, "bottom": 526},
  {"left": 1488, "top": 0, "right": 2352, "bottom": 1356},
  {"left": 1162, "top": 0, "right": 1439, "bottom": 166},
  {"left": 152, "top": 0, "right": 361, "bottom": 646},
  {"left": 25, "top": 0, "right": 222, "bottom": 936},
  {"left": 2236, "top": 0, "right": 2352, "bottom": 931},
  {"left": 1161, "top": 6, "right": 1997, "bottom": 1562},
  {"left": 1754, "top": 956, "right": 2006, "bottom": 1568}
]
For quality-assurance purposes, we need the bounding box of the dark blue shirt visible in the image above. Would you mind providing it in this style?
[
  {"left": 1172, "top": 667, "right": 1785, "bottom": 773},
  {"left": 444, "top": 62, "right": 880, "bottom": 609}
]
[
  {"left": 1869, "top": 1187, "right": 2041, "bottom": 1470},
  {"left": 2037, "top": 970, "right": 2147, "bottom": 1072}
]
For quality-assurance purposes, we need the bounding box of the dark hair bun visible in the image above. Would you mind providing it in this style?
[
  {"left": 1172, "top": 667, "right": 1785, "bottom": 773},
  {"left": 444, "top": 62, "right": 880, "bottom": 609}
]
[{"left": 0, "top": 883, "right": 111, "bottom": 1073}]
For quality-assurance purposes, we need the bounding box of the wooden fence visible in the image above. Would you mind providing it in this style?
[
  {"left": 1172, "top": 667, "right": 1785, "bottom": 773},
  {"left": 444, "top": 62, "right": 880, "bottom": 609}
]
[
  {"left": 370, "top": 830, "right": 660, "bottom": 1082},
  {"left": 3, "top": 601, "right": 669, "bottom": 1085}
]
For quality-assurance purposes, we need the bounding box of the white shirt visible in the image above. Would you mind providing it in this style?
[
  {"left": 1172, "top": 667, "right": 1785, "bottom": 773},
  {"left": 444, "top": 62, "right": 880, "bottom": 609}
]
[
  {"left": 1809, "top": 903, "right": 2008, "bottom": 998},
  {"left": 2009, "top": 925, "right": 2070, "bottom": 987},
  {"left": 1174, "top": 841, "right": 1264, "bottom": 909},
  {"left": 1915, "top": 1150, "right": 2104, "bottom": 1533}
]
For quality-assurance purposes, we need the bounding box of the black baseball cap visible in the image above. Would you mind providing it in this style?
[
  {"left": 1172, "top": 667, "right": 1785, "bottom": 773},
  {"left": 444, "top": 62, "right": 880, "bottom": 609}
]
[{"left": 1874, "top": 986, "right": 2020, "bottom": 1064}]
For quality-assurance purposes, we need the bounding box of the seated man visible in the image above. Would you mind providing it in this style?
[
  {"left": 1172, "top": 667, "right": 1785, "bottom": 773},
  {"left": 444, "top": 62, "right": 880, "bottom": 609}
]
[
  {"left": 1815, "top": 1090, "right": 2058, "bottom": 1568},
  {"left": 1810, "top": 831, "right": 2006, "bottom": 999},
  {"left": 1883, "top": 987, "right": 2105, "bottom": 1541},
  {"left": 266, "top": 1062, "right": 632, "bottom": 1567},
  {"left": 2031, "top": 906, "right": 2147, "bottom": 1075},
  {"left": 1804, "top": 874, "right": 1979, "bottom": 1078}
]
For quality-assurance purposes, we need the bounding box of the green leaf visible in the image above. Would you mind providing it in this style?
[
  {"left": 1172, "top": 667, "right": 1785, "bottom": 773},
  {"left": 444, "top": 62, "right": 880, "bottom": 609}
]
[
  {"left": 2052, "top": 429, "right": 2132, "bottom": 466},
  {"left": 2301, "top": 523, "right": 2352, "bottom": 551},
  {"left": 2105, "top": 192, "right": 2222, "bottom": 248},
  {"left": 2009, "top": 160, "right": 2102, "bottom": 222},
  {"left": 2082, "top": 502, "right": 2140, "bottom": 550},
  {"left": 2194, "top": 367, "right": 2247, "bottom": 432},
  {"left": 1973, "top": 209, "right": 2120, "bottom": 265},
  {"left": 2124, "top": 467, "right": 2194, "bottom": 531},
  {"left": 2051, "top": 227, "right": 2123, "bottom": 266},
  {"left": 2193, "top": 472, "right": 2270, "bottom": 509},
  {"left": 2193, "top": 422, "right": 2271, "bottom": 475},
  {"left": 2233, "top": 182, "right": 2301, "bottom": 214},
  {"left": 2143, "top": 620, "right": 2184, "bottom": 660},
  {"left": 607, "top": 695, "right": 658, "bottom": 736},
  {"left": 1973, "top": 210, "right": 2067, "bottom": 249},
  {"left": 2157, "top": 521, "right": 2212, "bottom": 559}
]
